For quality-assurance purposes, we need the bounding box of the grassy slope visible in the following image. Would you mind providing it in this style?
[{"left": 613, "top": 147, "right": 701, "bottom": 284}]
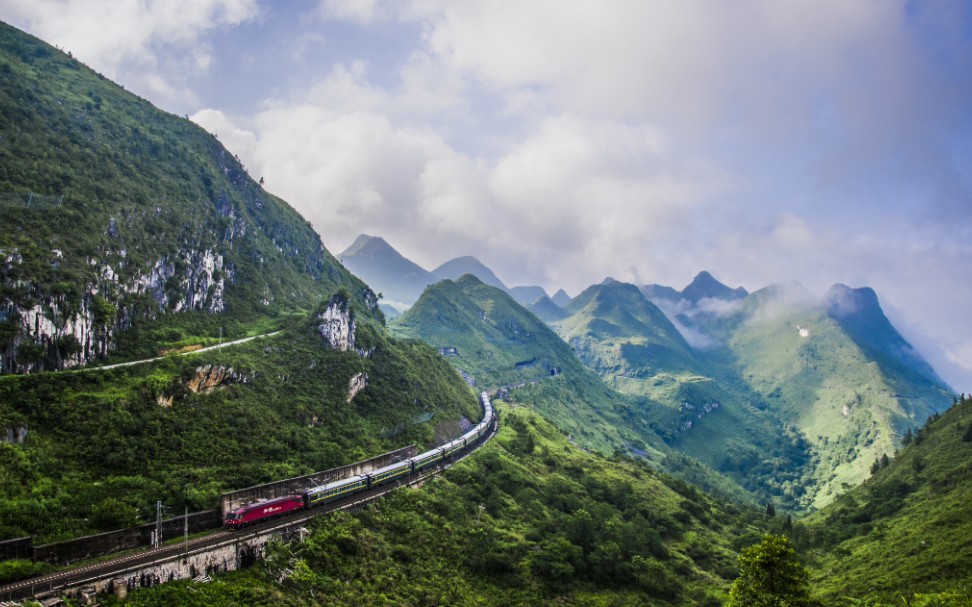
[
  {"left": 805, "top": 395, "right": 972, "bottom": 602},
  {"left": 391, "top": 276, "right": 755, "bottom": 506},
  {"left": 724, "top": 287, "right": 952, "bottom": 509},
  {"left": 391, "top": 275, "right": 666, "bottom": 457},
  {"left": 0, "top": 22, "right": 374, "bottom": 367},
  {"left": 554, "top": 282, "right": 698, "bottom": 377},
  {"left": 551, "top": 282, "right": 816, "bottom": 512},
  {"left": 0, "top": 307, "right": 479, "bottom": 542},
  {"left": 106, "top": 404, "right": 769, "bottom": 607}
]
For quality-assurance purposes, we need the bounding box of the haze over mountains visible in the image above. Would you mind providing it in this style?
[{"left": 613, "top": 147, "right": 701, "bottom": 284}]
[
  {"left": 349, "top": 234, "right": 953, "bottom": 509},
  {"left": 338, "top": 234, "right": 557, "bottom": 315}
]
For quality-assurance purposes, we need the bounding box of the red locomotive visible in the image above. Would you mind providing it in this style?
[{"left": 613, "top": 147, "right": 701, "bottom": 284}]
[{"left": 223, "top": 495, "right": 305, "bottom": 528}]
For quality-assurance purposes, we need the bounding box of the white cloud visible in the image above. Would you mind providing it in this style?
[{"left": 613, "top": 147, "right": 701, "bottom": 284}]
[
  {"left": 2, "top": 0, "right": 260, "bottom": 106},
  {"left": 318, "top": 0, "right": 386, "bottom": 24}
]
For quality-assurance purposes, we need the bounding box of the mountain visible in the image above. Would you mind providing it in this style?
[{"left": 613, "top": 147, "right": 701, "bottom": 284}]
[
  {"left": 0, "top": 23, "right": 481, "bottom": 542},
  {"left": 390, "top": 274, "right": 666, "bottom": 456},
  {"left": 0, "top": 22, "right": 380, "bottom": 372},
  {"left": 641, "top": 283, "right": 680, "bottom": 302},
  {"left": 552, "top": 275, "right": 953, "bottom": 510},
  {"left": 338, "top": 234, "right": 437, "bottom": 307},
  {"left": 528, "top": 295, "right": 568, "bottom": 323},
  {"left": 825, "top": 284, "right": 948, "bottom": 390},
  {"left": 556, "top": 281, "right": 698, "bottom": 374},
  {"left": 679, "top": 271, "right": 748, "bottom": 303},
  {"left": 550, "top": 280, "right": 816, "bottom": 511},
  {"left": 708, "top": 283, "right": 952, "bottom": 507},
  {"left": 551, "top": 288, "right": 572, "bottom": 307},
  {"left": 807, "top": 395, "right": 972, "bottom": 602},
  {"left": 433, "top": 256, "right": 508, "bottom": 291},
  {"left": 508, "top": 285, "right": 549, "bottom": 306}
]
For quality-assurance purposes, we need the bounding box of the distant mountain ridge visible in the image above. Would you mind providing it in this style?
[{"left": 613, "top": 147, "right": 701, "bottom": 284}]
[
  {"left": 432, "top": 256, "right": 508, "bottom": 291},
  {"left": 566, "top": 272, "right": 953, "bottom": 509},
  {"left": 338, "top": 234, "right": 438, "bottom": 306},
  {"left": 338, "top": 233, "right": 562, "bottom": 308}
]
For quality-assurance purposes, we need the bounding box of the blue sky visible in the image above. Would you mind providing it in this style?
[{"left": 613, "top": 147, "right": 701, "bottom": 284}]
[{"left": 3, "top": 0, "right": 972, "bottom": 390}]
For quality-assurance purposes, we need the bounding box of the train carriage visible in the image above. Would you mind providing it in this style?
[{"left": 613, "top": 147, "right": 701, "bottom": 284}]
[
  {"left": 305, "top": 475, "right": 368, "bottom": 508},
  {"left": 442, "top": 437, "right": 465, "bottom": 458},
  {"left": 411, "top": 446, "right": 445, "bottom": 470},
  {"left": 367, "top": 459, "right": 412, "bottom": 488}
]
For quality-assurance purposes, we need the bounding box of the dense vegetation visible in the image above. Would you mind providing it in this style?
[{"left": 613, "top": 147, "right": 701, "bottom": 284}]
[
  {"left": 0, "top": 306, "right": 478, "bottom": 542},
  {"left": 391, "top": 275, "right": 667, "bottom": 455},
  {"left": 0, "top": 22, "right": 375, "bottom": 373},
  {"left": 551, "top": 281, "right": 818, "bottom": 512},
  {"left": 550, "top": 278, "right": 952, "bottom": 513},
  {"left": 105, "top": 404, "right": 769, "bottom": 607},
  {"left": 804, "top": 394, "right": 972, "bottom": 603}
]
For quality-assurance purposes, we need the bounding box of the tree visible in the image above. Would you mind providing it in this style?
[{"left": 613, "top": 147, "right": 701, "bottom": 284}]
[
  {"left": 765, "top": 501, "right": 776, "bottom": 517},
  {"left": 727, "top": 534, "right": 817, "bottom": 607}
]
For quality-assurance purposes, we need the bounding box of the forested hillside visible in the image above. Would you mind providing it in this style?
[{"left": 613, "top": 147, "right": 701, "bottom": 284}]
[
  {"left": 806, "top": 394, "right": 972, "bottom": 603},
  {"left": 0, "top": 22, "right": 480, "bottom": 544},
  {"left": 102, "top": 404, "right": 768, "bottom": 607},
  {"left": 0, "top": 22, "right": 375, "bottom": 373},
  {"left": 0, "top": 303, "right": 479, "bottom": 542}
]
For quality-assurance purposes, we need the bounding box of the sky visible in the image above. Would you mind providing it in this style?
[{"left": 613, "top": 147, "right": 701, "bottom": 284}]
[{"left": 2, "top": 0, "right": 972, "bottom": 390}]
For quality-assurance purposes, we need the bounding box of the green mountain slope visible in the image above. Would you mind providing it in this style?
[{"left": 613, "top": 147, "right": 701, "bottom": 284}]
[
  {"left": 723, "top": 284, "right": 953, "bottom": 507},
  {"left": 433, "top": 256, "right": 508, "bottom": 291},
  {"left": 0, "top": 23, "right": 482, "bottom": 544},
  {"left": 551, "top": 281, "right": 817, "bottom": 512},
  {"left": 825, "top": 284, "right": 950, "bottom": 399},
  {"left": 806, "top": 395, "right": 972, "bottom": 602},
  {"left": 555, "top": 281, "right": 698, "bottom": 375},
  {"left": 0, "top": 300, "right": 479, "bottom": 542},
  {"left": 390, "top": 275, "right": 664, "bottom": 455},
  {"left": 528, "top": 295, "right": 567, "bottom": 323},
  {"left": 0, "top": 22, "right": 378, "bottom": 373},
  {"left": 103, "top": 404, "right": 769, "bottom": 607},
  {"left": 389, "top": 275, "right": 756, "bottom": 505}
]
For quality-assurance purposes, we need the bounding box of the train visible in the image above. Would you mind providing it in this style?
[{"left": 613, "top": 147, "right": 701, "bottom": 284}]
[{"left": 224, "top": 392, "right": 495, "bottom": 529}]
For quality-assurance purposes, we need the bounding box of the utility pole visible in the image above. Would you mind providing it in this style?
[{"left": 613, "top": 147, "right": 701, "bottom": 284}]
[
  {"left": 183, "top": 506, "right": 189, "bottom": 562},
  {"left": 154, "top": 501, "right": 162, "bottom": 548}
]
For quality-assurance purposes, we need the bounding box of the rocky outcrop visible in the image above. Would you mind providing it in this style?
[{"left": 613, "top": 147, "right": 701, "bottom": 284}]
[
  {"left": 318, "top": 293, "right": 356, "bottom": 352},
  {"left": 186, "top": 364, "right": 248, "bottom": 394},
  {"left": 131, "top": 249, "right": 226, "bottom": 313},
  {"left": 2, "top": 426, "right": 28, "bottom": 444},
  {"left": 0, "top": 246, "right": 228, "bottom": 374},
  {"left": 347, "top": 372, "right": 368, "bottom": 402}
]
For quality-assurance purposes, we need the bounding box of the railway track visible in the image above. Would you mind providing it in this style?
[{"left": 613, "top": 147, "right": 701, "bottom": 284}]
[{"left": 0, "top": 411, "right": 498, "bottom": 602}]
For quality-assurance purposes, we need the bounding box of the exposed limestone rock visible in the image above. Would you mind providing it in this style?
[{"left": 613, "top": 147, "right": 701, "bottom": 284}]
[
  {"left": 156, "top": 394, "right": 174, "bottom": 407},
  {"left": 318, "top": 293, "right": 356, "bottom": 352},
  {"left": 347, "top": 372, "right": 368, "bottom": 402},
  {"left": 131, "top": 249, "right": 226, "bottom": 313},
  {"left": 186, "top": 364, "right": 248, "bottom": 394},
  {"left": 1, "top": 246, "right": 228, "bottom": 373},
  {"left": 2, "top": 426, "right": 28, "bottom": 444}
]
